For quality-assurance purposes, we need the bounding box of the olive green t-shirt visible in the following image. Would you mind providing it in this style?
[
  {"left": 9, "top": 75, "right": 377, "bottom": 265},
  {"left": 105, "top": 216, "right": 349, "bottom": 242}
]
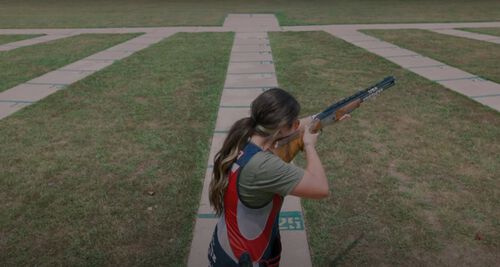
[{"left": 238, "top": 150, "right": 304, "bottom": 208}]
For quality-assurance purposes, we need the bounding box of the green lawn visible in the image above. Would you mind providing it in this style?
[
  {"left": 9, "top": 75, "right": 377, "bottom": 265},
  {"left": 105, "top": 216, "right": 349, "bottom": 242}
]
[
  {"left": 0, "top": 32, "right": 233, "bottom": 266},
  {"left": 0, "top": 33, "right": 139, "bottom": 92},
  {"left": 0, "top": 0, "right": 499, "bottom": 28},
  {"left": 460, "top": 27, "right": 500, "bottom": 37},
  {"left": 362, "top": 29, "right": 500, "bottom": 83},
  {"left": 0, "top": 34, "right": 43, "bottom": 45},
  {"left": 269, "top": 31, "right": 500, "bottom": 266}
]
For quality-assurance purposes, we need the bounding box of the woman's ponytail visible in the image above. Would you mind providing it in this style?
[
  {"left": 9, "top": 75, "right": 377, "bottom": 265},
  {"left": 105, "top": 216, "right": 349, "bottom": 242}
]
[{"left": 209, "top": 117, "right": 254, "bottom": 216}]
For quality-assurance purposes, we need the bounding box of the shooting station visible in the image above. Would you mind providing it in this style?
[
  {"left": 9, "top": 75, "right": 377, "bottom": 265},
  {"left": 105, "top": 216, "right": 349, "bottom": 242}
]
[{"left": 0, "top": 1, "right": 499, "bottom": 266}]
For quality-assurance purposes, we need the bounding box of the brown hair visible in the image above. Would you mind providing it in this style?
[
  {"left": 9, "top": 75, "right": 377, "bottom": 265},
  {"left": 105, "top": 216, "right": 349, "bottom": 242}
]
[{"left": 209, "top": 88, "right": 300, "bottom": 216}]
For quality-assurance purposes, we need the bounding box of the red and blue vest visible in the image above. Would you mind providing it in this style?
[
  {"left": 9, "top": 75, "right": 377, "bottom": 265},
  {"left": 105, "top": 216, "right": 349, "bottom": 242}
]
[{"left": 209, "top": 142, "right": 283, "bottom": 267}]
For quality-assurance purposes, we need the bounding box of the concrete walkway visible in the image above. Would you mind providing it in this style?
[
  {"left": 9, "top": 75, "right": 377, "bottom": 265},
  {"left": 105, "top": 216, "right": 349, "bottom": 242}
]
[
  {"left": 429, "top": 28, "right": 500, "bottom": 44},
  {"left": 187, "top": 14, "right": 312, "bottom": 267},
  {"left": 0, "top": 32, "right": 81, "bottom": 51},
  {"left": 0, "top": 30, "right": 176, "bottom": 119},
  {"left": 1, "top": 21, "right": 499, "bottom": 119},
  {"left": 322, "top": 29, "right": 500, "bottom": 111}
]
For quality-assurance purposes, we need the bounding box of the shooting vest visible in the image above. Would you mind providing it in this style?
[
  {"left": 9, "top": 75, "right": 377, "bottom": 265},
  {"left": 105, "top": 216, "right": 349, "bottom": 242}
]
[{"left": 208, "top": 142, "right": 283, "bottom": 267}]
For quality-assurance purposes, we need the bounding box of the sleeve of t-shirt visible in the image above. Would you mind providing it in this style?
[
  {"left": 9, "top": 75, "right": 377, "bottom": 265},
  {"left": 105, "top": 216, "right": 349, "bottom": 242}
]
[{"left": 253, "top": 152, "right": 305, "bottom": 196}]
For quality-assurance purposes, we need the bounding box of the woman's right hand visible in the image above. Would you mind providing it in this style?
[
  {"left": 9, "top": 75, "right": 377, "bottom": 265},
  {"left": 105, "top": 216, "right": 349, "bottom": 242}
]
[{"left": 302, "top": 124, "right": 320, "bottom": 148}]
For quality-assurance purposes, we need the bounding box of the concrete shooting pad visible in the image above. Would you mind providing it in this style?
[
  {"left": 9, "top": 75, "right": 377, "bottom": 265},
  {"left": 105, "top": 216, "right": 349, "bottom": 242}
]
[
  {"left": 206, "top": 134, "right": 226, "bottom": 168},
  {"left": 430, "top": 29, "right": 500, "bottom": 44},
  {"left": 219, "top": 89, "right": 262, "bottom": 106},
  {"left": 355, "top": 42, "right": 398, "bottom": 49},
  {"left": 385, "top": 55, "right": 444, "bottom": 68},
  {"left": 84, "top": 50, "right": 134, "bottom": 61},
  {"left": 474, "top": 95, "right": 500, "bottom": 110},
  {"left": 371, "top": 47, "right": 419, "bottom": 57},
  {"left": 60, "top": 60, "right": 115, "bottom": 72},
  {"left": 437, "top": 79, "right": 500, "bottom": 97},
  {"left": 0, "top": 101, "right": 32, "bottom": 119},
  {"left": 233, "top": 38, "right": 270, "bottom": 45},
  {"left": 106, "top": 42, "right": 152, "bottom": 52},
  {"left": 410, "top": 65, "right": 477, "bottom": 81},
  {"left": 230, "top": 52, "right": 274, "bottom": 62},
  {"left": 214, "top": 107, "right": 250, "bottom": 132},
  {"left": 0, "top": 83, "right": 61, "bottom": 102},
  {"left": 28, "top": 70, "right": 94, "bottom": 85},
  {"left": 0, "top": 33, "right": 77, "bottom": 51},
  {"left": 227, "top": 61, "right": 276, "bottom": 74},
  {"left": 232, "top": 44, "right": 271, "bottom": 52},
  {"left": 224, "top": 73, "right": 278, "bottom": 88}
]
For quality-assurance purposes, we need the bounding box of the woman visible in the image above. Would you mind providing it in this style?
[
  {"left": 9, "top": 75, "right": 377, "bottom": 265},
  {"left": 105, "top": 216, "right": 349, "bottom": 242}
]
[{"left": 208, "top": 88, "right": 348, "bottom": 266}]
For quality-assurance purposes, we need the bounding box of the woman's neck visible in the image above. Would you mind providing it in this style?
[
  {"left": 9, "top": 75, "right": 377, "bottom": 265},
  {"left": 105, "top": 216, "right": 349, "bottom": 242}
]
[{"left": 250, "top": 135, "right": 274, "bottom": 151}]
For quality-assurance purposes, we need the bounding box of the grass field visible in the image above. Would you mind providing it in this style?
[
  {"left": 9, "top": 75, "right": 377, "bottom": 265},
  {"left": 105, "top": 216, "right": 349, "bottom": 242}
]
[
  {"left": 460, "top": 27, "right": 500, "bottom": 37},
  {"left": 0, "top": 32, "right": 233, "bottom": 266},
  {"left": 0, "top": 33, "right": 139, "bottom": 92},
  {"left": 0, "top": 0, "right": 499, "bottom": 28},
  {"left": 1, "top": 0, "right": 499, "bottom": 266},
  {"left": 0, "top": 34, "right": 42, "bottom": 45},
  {"left": 362, "top": 29, "right": 500, "bottom": 83},
  {"left": 269, "top": 31, "right": 500, "bottom": 266}
]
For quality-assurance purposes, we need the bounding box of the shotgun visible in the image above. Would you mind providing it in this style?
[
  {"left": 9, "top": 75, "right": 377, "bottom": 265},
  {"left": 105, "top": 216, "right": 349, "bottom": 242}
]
[{"left": 272, "top": 76, "right": 396, "bottom": 163}]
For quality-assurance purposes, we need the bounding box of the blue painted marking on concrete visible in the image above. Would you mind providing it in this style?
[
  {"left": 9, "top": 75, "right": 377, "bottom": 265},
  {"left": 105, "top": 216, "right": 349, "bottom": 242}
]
[
  {"left": 196, "top": 210, "right": 305, "bottom": 231},
  {"left": 279, "top": 211, "right": 305, "bottom": 231}
]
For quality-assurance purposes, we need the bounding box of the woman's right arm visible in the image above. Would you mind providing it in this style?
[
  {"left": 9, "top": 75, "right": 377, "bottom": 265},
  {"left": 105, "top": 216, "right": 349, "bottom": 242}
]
[{"left": 289, "top": 128, "right": 329, "bottom": 199}]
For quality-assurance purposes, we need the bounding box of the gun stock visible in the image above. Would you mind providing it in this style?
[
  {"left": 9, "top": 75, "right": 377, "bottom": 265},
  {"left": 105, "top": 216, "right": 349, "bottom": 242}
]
[{"left": 273, "top": 133, "right": 304, "bottom": 163}]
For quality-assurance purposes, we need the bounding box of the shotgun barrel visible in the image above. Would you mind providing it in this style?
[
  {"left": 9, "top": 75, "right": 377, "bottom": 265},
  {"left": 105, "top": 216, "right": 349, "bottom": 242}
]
[{"left": 273, "top": 76, "right": 396, "bottom": 162}]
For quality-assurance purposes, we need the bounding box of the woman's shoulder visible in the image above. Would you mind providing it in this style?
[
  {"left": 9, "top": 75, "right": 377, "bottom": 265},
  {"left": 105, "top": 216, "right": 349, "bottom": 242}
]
[
  {"left": 241, "top": 150, "right": 304, "bottom": 196},
  {"left": 246, "top": 151, "right": 282, "bottom": 171}
]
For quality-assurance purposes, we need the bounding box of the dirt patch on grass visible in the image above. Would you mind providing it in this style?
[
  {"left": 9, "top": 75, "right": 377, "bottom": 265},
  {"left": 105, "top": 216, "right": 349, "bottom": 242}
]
[
  {"left": 310, "top": 58, "right": 329, "bottom": 66},
  {"left": 388, "top": 160, "right": 413, "bottom": 193},
  {"left": 438, "top": 242, "right": 499, "bottom": 266}
]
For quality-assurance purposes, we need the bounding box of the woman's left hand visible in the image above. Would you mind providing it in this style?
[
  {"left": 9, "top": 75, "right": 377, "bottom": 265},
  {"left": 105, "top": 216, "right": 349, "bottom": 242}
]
[{"left": 339, "top": 114, "right": 351, "bottom": 121}]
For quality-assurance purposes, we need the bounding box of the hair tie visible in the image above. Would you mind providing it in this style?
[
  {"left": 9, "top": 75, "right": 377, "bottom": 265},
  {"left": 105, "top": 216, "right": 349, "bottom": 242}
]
[
  {"left": 249, "top": 116, "right": 257, "bottom": 127},
  {"left": 255, "top": 124, "right": 276, "bottom": 135}
]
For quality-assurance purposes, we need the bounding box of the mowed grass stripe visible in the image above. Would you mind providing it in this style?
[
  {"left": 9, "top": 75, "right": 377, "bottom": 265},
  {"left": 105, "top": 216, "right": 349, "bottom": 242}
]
[
  {"left": 460, "top": 27, "right": 500, "bottom": 38},
  {"left": 0, "top": 0, "right": 499, "bottom": 28},
  {"left": 0, "top": 33, "right": 140, "bottom": 93},
  {"left": 0, "top": 34, "right": 44, "bottom": 45},
  {"left": 269, "top": 31, "right": 499, "bottom": 266},
  {"left": 0, "top": 32, "right": 233, "bottom": 266},
  {"left": 362, "top": 29, "right": 500, "bottom": 83}
]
